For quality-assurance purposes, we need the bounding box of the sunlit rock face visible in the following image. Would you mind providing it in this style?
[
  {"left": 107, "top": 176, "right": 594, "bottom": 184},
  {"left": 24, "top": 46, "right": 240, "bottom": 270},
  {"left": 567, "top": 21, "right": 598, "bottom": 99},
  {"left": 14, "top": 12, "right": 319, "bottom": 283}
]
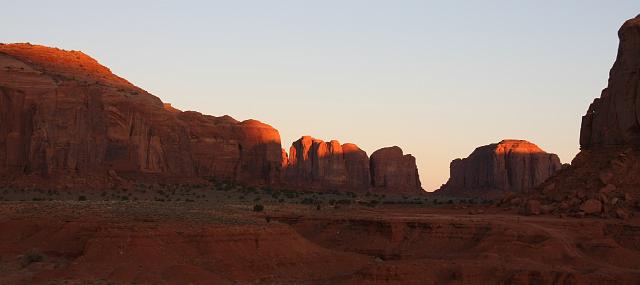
[
  {"left": 580, "top": 16, "right": 640, "bottom": 148},
  {"left": 369, "top": 146, "right": 422, "bottom": 194},
  {"left": 437, "top": 140, "right": 562, "bottom": 196},
  {"left": 284, "top": 136, "right": 370, "bottom": 191},
  {"left": 283, "top": 137, "right": 423, "bottom": 194},
  {"left": 0, "top": 43, "right": 283, "bottom": 188},
  {"left": 0, "top": 43, "right": 424, "bottom": 193}
]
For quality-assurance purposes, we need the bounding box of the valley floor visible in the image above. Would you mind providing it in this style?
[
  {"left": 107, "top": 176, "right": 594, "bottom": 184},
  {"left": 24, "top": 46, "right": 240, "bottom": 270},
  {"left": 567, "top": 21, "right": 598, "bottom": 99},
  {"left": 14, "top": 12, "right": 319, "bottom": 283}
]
[{"left": 0, "top": 197, "right": 638, "bottom": 284}]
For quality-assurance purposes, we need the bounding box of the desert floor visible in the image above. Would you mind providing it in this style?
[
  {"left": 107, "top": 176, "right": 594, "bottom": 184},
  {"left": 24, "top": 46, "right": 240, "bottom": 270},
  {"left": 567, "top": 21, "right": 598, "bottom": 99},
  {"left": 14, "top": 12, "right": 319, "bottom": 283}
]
[{"left": 0, "top": 186, "right": 638, "bottom": 284}]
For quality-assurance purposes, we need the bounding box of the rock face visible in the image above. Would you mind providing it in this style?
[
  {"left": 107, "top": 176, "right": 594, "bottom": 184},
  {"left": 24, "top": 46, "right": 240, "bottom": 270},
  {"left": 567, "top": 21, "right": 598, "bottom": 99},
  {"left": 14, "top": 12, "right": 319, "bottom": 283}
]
[
  {"left": 437, "top": 140, "right": 562, "bottom": 196},
  {"left": 524, "top": 16, "right": 640, "bottom": 218},
  {"left": 581, "top": 16, "right": 640, "bottom": 148},
  {"left": 284, "top": 136, "right": 370, "bottom": 191},
  {"left": 284, "top": 138, "right": 423, "bottom": 194},
  {"left": 0, "top": 43, "right": 424, "bottom": 193},
  {"left": 0, "top": 43, "right": 283, "bottom": 188},
  {"left": 370, "top": 146, "right": 422, "bottom": 194}
]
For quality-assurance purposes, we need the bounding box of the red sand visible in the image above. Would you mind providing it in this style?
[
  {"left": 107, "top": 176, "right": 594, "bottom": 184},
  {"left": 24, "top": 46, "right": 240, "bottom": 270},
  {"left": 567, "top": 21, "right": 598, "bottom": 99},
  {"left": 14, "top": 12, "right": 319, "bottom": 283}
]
[{"left": 0, "top": 201, "right": 638, "bottom": 284}]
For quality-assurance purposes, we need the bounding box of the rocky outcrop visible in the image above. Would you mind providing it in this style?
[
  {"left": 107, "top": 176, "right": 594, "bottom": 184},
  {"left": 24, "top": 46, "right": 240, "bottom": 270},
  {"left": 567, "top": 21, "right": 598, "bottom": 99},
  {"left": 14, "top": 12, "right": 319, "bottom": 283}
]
[
  {"left": 0, "top": 43, "right": 283, "bottom": 188},
  {"left": 284, "top": 136, "right": 370, "bottom": 191},
  {"left": 581, "top": 16, "right": 640, "bottom": 148},
  {"left": 437, "top": 140, "right": 562, "bottom": 197},
  {"left": 284, "top": 137, "right": 423, "bottom": 194},
  {"left": 0, "top": 43, "right": 424, "bottom": 193},
  {"left": 370, "top": 146, "right": 422, "bottom": 194},
  {"left": 522, "top": 16, "right": 640, "bottom": 218}
]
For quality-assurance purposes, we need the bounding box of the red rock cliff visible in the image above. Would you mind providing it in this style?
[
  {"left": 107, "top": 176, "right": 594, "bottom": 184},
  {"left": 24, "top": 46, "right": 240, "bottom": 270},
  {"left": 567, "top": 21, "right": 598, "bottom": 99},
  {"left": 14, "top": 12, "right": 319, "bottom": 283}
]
[
  {"left": 369, "top": 146, "right": 422, "bottom": 194},
  {"left": 522, "top": 15, "right": 640, "bottom": 218},
  {"left": 580, "top": 16, "right": 640, "bottom": 148},
  {"left": 437, "top": 140, "right": 561, "bottom": 196},
  {"left": 0, "top": 43, "right": 283, "bottom": 188},
  {"left": 284, "top": 137, "right": 423, "bottom": 194},
  {"left": 284, "top": 136, "right": 370, "bottom": 191}
]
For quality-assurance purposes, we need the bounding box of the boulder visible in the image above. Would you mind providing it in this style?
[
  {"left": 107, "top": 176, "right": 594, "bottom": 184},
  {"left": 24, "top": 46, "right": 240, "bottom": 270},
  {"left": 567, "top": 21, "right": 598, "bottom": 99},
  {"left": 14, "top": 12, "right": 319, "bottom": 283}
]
[{"left": 580, "top": 199, "right": 602, "bottom": 215}]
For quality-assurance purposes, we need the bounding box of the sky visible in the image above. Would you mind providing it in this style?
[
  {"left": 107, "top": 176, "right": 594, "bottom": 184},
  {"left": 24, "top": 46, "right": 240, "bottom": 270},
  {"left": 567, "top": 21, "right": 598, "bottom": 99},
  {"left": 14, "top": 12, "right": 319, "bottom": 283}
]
[{"left": 2, "top": 1, "right": 639, "bottom": 191}]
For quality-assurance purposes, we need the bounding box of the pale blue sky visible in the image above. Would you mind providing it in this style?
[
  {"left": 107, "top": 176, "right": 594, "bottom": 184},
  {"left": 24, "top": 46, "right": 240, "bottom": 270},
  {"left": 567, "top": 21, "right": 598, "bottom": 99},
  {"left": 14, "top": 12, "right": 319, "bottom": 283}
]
[{"left": 2, "top": 1, "right": 638, "bottom": 190}]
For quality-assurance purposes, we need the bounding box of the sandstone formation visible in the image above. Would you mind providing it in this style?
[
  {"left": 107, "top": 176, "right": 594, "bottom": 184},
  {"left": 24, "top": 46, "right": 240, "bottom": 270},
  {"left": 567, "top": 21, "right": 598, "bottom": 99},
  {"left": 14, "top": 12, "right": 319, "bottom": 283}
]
[
  {"left": 0, "top": 43, "right": 283, "bottom": 188},
  {"left": 437, "top": 140, "right": 562, "bottom": 197},
  {"left": 511, "top": 16, "right": 640, "bottom": 218},
  {"left": 0, "top": 43, "right": 424, "bottom": 194},
  {"left": 284, "top": 136, "right": 370, "bottom": 191},
  {"left": 283, "top": 137, "right": 423, "bottom": 194},
  {"left": 580, "top": 15, "right": 640, "bottom": 148},
  {"left": 369, "top": 146, "right": 422, "bottom": 194}
]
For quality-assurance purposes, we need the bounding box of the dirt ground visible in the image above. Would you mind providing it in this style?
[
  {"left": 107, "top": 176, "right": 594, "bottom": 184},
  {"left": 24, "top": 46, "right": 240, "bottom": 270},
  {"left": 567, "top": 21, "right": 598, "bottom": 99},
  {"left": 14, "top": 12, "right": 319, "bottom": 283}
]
[{"left": 0, "top": 187, "right": 638, "bottom": 284}]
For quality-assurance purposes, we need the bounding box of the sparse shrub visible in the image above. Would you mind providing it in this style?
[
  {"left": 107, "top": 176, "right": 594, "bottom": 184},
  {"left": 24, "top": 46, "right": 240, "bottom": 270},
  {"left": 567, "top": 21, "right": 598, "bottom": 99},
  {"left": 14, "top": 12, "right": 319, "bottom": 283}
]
[
  {"left": 368, "top": 200, "right": 380, "bottom": 207},
  {"left": 78, "top": 195, "right": 87, "bottom": 201},
  {"left": 336, "top": 199, "right": 352, "bottom": 205},
  {"left": 23, "top": 249, "right": 44, "bottom": 265},
  {"left": 253, "top": 204, "right": 264, "bottom": 212}
]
